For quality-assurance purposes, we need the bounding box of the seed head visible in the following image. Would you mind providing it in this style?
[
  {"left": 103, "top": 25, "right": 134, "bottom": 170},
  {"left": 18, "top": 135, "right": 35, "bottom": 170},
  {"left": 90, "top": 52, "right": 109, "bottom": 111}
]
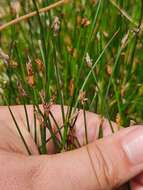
[
  {"left": 106, "top": 65, "right": 112, "bottom": 75},
  {"left": 116, "top": 113, "right": 122, "bottom": 126},
  {"left": 85, "top": 53, "right": 93, "bottom": 68},
  {"left": 81, "top": 18, "right": 90, "bottom": 27},
  {"left": 121, "top": 31, "right": 129, "bottom": 48},
  {"left": 26, "top": 57, "right": 33, "bottom": 76},
  {"left": 35, "top": 58, "right": 44, "bottom": 72},
  {"left": 0, "top": 48, "right": 9, "bottom": 65},
  {"left": 26, "top": 57, "right": 35, "bottom": 86},
  {"left": 10, "top": 1, "right": 21, "bottom": 17},
  {"left": 53, "top": 16, "right": 60, "bottom": 36},
  {"left": 17, "top": 81, "right": 27, "bottom": 97},
  {"left": 79, "top": 91, "right": 88, "bottom": 105}
]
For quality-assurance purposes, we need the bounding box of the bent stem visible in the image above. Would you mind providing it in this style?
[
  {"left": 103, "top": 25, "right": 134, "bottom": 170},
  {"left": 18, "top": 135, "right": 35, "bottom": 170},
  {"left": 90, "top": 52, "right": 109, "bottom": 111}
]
[
  {"left": 8, "top": 106, "right": 32, "bottom": 155},
  {"left": 0, "top": 0, "right": 71, "bottom": 31},
  {"left": 74, "top": 29, "right": 119, "bottom": 111},
  {"left": 83, "top": 103, "right": 88, "bottom": 144}
]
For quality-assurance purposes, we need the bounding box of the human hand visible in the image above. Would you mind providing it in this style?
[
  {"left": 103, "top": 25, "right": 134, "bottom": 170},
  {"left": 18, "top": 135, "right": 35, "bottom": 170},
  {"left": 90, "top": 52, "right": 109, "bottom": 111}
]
[{"left": 0, "top": 105, "right": 143, "bottom": 190}]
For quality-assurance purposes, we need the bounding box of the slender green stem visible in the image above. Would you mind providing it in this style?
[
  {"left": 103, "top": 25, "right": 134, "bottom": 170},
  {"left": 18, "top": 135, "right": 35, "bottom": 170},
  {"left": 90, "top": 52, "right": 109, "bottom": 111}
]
[
  {"left": 74, "top": 30, "right": 119, "bottom": 111},
  {"left": 8, "top": 106, "right": 32, "bottom": 155},
  {"left": 83, "top": 104, "right": 88, "bottom": 144},
  {"left": 23, "top": 103, "right": 30, "bottom": 132}
]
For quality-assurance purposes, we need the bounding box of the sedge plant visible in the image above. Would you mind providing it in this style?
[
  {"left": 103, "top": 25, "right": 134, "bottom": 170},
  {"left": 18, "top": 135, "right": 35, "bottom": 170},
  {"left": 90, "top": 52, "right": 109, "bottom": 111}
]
[{"left": 0, "top": 1, "right": 143, "bottom": 175}]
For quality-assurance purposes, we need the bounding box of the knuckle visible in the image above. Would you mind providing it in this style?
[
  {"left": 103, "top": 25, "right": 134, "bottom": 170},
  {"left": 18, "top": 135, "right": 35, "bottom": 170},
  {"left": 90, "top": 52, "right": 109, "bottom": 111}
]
[{"left": 93, "top": 143, "right": 119, "bottom": 189}]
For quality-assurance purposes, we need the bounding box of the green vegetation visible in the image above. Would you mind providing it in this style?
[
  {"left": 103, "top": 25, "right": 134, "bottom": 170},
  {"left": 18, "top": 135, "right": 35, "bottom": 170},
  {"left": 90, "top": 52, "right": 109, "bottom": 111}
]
[{"left": 0, "top": 0, "right": 143, "bottom": 155}]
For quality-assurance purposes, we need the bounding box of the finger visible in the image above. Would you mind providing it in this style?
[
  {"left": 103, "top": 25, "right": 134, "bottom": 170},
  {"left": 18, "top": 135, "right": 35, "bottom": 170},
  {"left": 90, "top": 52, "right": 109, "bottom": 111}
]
[
  {"left": 0, "top": 106, "right": 39, "bottom": 155},
  {"left": 134, "top": 172, "right": 143, "bottom": 185},
  {"left": 1, "top": 105, "right": 109, "bottom": 150},
  {"left": 85, "top": 125, "right": 143, "bottom": 189},
  {"left": 131, "top": 173, "right": 143, "bottom": 190},
  {"left": 34, "top": 125, "right": 143, "bottom": 190},
  {"left": 102, "top": 117, "right": 119, "bottom": 136},
  {"left": 50, "top": 105, "right": 118, "bottom": 144},
  {"left": 0, "top": 150, "right": 37, "bottom": 190},
  {"left": 131, "top": 180, "right": 143, "bottom": 190},
  {"left": 0, "top": 105, "right": 57, "bottom": 154},
  {"left": 0, "top": 105, "right": 118, "bottom": 154},
  {"left": 75, "top": 110, "right": 118, "bottom": 144}
]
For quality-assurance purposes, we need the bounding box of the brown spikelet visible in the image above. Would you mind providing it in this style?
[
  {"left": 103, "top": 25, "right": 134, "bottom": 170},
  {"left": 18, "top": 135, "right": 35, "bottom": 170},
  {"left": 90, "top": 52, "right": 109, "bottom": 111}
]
[
  {"left": 26, "top": 57, "right": 33, "bottom": 76},
  {"left": 116, "top": 113, "right": 122, "bottom": 126},
  {"left": 79, "top": 91, "right": 88, "bottom": 105},
  {"left": 106, "top": 65, "right": 112, "bottom": 75},
  {"left": 17, "top": 81, "right": 27, "bottom": 97},
  {"left": 53, "top": 16, "right": 60, "bottom": 36},
  {"left": 27, "top": 75, "right": 35, "bottom": 87},
  {"left": 69, "top": 79, "right": 74, "bottom": 96},
  {"left": 81, "top": 18, "right": 90, "bottom": 27},
  {"left": 26, "top": 57, "right": 35, "bottom": 86},
  {"left": 10, "top": 1, "right": 21, "bottom": 17},
  {"left": 35, "top": 58, "right": 44, "bottom": 72}
]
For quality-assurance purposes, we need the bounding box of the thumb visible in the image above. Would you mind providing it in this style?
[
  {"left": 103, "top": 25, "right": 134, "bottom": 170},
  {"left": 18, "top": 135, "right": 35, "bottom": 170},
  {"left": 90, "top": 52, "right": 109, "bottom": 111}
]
[
  {"left": 87, "top": 125, "right": 143, "bottom": 189},
  {"left": 35, "top": 125, "right": 143, "bottom": 190}
]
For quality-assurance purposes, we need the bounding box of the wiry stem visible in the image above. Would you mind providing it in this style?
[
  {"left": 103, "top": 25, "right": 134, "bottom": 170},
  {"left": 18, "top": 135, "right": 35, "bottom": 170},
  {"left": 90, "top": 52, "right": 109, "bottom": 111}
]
[
  {"left": 109, "top": 0, "right": 138, "bottom": 27},
  {"left": 74, "top": 29, "right": 119, "bottom": 111},
  {"left": 83, "top": 104, "right": 88, "bottom": 144},
  {"left": 8, "top": 106, "right": 32, "bottom": 155}
]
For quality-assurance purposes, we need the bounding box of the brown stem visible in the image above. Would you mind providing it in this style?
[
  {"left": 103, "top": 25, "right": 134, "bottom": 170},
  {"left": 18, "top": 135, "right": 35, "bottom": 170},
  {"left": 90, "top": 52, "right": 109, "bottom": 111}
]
[{"left": 0, "top": 0, "right": 70, "bottom": 32}]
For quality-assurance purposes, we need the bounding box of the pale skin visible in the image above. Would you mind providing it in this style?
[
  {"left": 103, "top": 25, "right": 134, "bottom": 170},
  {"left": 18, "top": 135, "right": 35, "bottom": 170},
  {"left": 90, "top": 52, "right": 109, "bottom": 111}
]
[{"left": 0, "top": 105, "right": 143, "bottom": 190}]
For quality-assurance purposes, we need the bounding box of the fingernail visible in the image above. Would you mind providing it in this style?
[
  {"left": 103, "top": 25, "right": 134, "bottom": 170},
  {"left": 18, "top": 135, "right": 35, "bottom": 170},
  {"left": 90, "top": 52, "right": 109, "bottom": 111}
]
[{"left": 122, "top": 126, "right": 143, "bottom": 164}]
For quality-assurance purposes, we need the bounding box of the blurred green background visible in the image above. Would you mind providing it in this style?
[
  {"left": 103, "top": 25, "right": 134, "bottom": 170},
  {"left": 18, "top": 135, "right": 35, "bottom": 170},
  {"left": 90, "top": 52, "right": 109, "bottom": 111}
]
[{"left": 0, "top": 0, "right": 143, "bottom": 127}]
